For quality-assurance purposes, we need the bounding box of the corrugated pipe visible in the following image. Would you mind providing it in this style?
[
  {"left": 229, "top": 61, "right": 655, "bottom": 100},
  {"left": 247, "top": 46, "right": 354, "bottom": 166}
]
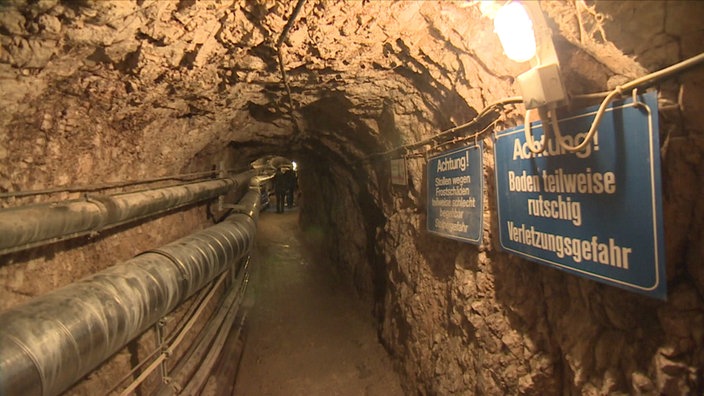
[
  {"left": 0, "top": 170, "right": 256, "bottom": 256},
  {"left": 0, "top": 185, "right": 262, "bottom": 396}
]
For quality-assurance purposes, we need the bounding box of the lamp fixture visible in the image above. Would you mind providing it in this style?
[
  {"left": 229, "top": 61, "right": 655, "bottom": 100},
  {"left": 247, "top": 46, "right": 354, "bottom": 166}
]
[
  {"left": 493, "top": 2, "right": 536, "bottom": 63},
  {"left": 483, "top": 1, "right": 568, "bottom": 153}
]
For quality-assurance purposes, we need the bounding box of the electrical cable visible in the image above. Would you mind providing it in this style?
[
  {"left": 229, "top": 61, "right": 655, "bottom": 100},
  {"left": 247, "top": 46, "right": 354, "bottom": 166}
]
[
  {"left": 368, "top": 52, "right": 704, "bottom": 160},
  {"left": 433, "top": 120, "right": 498, "bottom": 153},
  {"left": 0, "top": 168, "right": 247, "bottom": 199},
  {"left": 365, "top": 96, "right": 522, "bottom": 160},
  {"left": 276, "top": 0, "right": 307, "bottom": 134},
  {"left": 102, "top": 281, "right": 215, "bottom": 396},
  {"left": 551, "top": 88, "right": 624, "bottom": 153},
  {"left": 552, "top": 51, "right": 704, "bottom": 153},
  {"left": 0, "top": 171, "right": 216, "bottom": 199},
  {"left": 523, "top": 108, "right": 547, "bottom": 154},
  {"left": 116, "top": 271, "right": 229, "bottom": 396}
]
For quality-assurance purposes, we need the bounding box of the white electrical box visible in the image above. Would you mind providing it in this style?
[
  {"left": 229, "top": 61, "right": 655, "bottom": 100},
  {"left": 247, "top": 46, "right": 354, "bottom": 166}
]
[{"left": 516, "top": 63, "right": 567, "bottom": 109}]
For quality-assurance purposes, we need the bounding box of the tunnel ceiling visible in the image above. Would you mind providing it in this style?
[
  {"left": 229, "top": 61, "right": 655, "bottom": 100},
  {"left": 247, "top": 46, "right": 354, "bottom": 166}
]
[{"left": 0, "top": 0, "right": 540, "bottom": 193}]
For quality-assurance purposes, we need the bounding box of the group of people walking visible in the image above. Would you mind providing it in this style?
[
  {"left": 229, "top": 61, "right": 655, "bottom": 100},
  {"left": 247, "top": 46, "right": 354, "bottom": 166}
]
[{"left": 273, "top": 166, "right": 297, "bottom": 213}]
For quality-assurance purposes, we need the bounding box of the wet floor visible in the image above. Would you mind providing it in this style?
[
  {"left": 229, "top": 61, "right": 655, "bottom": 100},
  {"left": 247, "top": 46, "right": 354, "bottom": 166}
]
[{"left": 231, "top": 205, "right": 403, "bottom": 396}]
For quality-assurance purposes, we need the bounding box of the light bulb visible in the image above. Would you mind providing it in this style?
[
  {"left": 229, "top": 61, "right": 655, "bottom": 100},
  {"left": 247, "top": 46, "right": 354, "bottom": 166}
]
[{"left": 493, "top": 2, "right": 536, "bottom": 63}]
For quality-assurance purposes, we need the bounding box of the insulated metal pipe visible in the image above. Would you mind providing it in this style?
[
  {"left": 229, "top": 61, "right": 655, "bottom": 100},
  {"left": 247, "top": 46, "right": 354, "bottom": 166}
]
[
  {"left": 0, "top": 186, "right": 262, "bottom": 396},
  {"left": 0, "top": 171, "right": 255, "bottom": 256}
]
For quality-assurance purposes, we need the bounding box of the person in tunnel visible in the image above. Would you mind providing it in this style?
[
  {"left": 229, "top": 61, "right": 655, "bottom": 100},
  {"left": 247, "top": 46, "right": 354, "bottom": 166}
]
[
  {"left": 273, "top": 167, "right": 287, "bottom": 213},
  {"left": 284, "top": 167, "right": 297, "bottom": 208}
]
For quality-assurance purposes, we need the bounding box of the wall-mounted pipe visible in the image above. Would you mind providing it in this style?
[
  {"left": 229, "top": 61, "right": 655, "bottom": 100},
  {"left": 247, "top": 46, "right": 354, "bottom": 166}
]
[
  {"left": 0, "top": 171, "right": 256, "bottom": 256},
  {"left": 0, "top": 186, "right": 262, "bottom": 396},
  {"left": 220, "top": 175, "right": 266, "bottom": 219}
]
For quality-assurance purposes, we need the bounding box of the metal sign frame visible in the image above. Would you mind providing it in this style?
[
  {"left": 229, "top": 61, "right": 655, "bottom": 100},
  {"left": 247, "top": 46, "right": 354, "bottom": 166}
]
[
  {"left": 427, "top": 142, "right": 484, "bottom": 244},
  {"left": 493, "top": 92, "right": 666, "bottom": 299}
]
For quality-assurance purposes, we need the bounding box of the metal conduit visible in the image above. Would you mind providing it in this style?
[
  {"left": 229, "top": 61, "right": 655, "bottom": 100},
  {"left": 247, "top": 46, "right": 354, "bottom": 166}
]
[
  {"left": 0, "top": 170, "right": 256, "bottom": 256},
  {"left": 0, "top": 186, "right": 262, "bottom": 396}
]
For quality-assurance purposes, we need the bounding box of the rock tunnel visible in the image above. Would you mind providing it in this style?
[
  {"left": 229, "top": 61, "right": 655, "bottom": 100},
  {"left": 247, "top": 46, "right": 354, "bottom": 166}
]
[{"left": 1, "top": 1, "right": 703, "bottom": 394}]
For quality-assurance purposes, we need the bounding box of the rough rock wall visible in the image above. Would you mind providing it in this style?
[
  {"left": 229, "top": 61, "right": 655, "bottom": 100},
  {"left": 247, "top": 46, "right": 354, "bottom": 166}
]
[
  {"left": 372, "top": 2, "right": 704, "bottom": 395},
  {"left": 273, "top": 1, "right": 704, "bottom": 395},
  {"left": 0, "top": 0, "right": 291, "bottom": 195},
  {"left": 1, "top": 0, "right": 703, "bottom": 395},
  {"left": 0, "top": 1, "right": 283, "bottom": 393}
]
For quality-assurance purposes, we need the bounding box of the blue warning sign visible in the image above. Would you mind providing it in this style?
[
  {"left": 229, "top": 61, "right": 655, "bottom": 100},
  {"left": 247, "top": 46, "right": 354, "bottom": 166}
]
[
  {"left": 494, "top": 92, "right": 666, "bottom": 299},
  {"left": 427, "top": 143, "right": 484, "bottom": 244}
]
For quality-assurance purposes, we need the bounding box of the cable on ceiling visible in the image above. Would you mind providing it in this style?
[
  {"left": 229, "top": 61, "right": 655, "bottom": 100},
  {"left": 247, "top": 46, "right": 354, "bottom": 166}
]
[
  {"left": 0, "top": 168, "right": 246, "bottom": 199},
  {"left": 364, "top": 96, "right": 523, "bottom": 161},
  {"left": 366, "top": 51, "right": 704, "bottom": 161},
  {"left": 275, "top": 0, "right": 307, "bottom": 134},
  {"left": 552, "top": 51, "right": 704, "bottom": 153}
]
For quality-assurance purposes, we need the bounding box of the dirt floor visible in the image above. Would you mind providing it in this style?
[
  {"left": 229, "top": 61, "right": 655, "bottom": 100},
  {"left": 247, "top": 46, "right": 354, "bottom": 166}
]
[{"left": 231, "top": 205, "right": 403, "bottom": 396}]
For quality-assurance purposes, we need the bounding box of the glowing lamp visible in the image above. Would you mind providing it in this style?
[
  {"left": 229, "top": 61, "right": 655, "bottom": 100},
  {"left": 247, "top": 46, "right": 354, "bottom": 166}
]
[{"left": 493, "top": 2, "right": 536, "bottom": 63}]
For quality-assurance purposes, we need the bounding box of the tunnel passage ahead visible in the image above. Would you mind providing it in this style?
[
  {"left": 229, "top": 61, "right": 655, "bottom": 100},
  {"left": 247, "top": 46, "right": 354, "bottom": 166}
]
[{"left": 233, "top": 207, "right": 402, "bottom": 395}]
